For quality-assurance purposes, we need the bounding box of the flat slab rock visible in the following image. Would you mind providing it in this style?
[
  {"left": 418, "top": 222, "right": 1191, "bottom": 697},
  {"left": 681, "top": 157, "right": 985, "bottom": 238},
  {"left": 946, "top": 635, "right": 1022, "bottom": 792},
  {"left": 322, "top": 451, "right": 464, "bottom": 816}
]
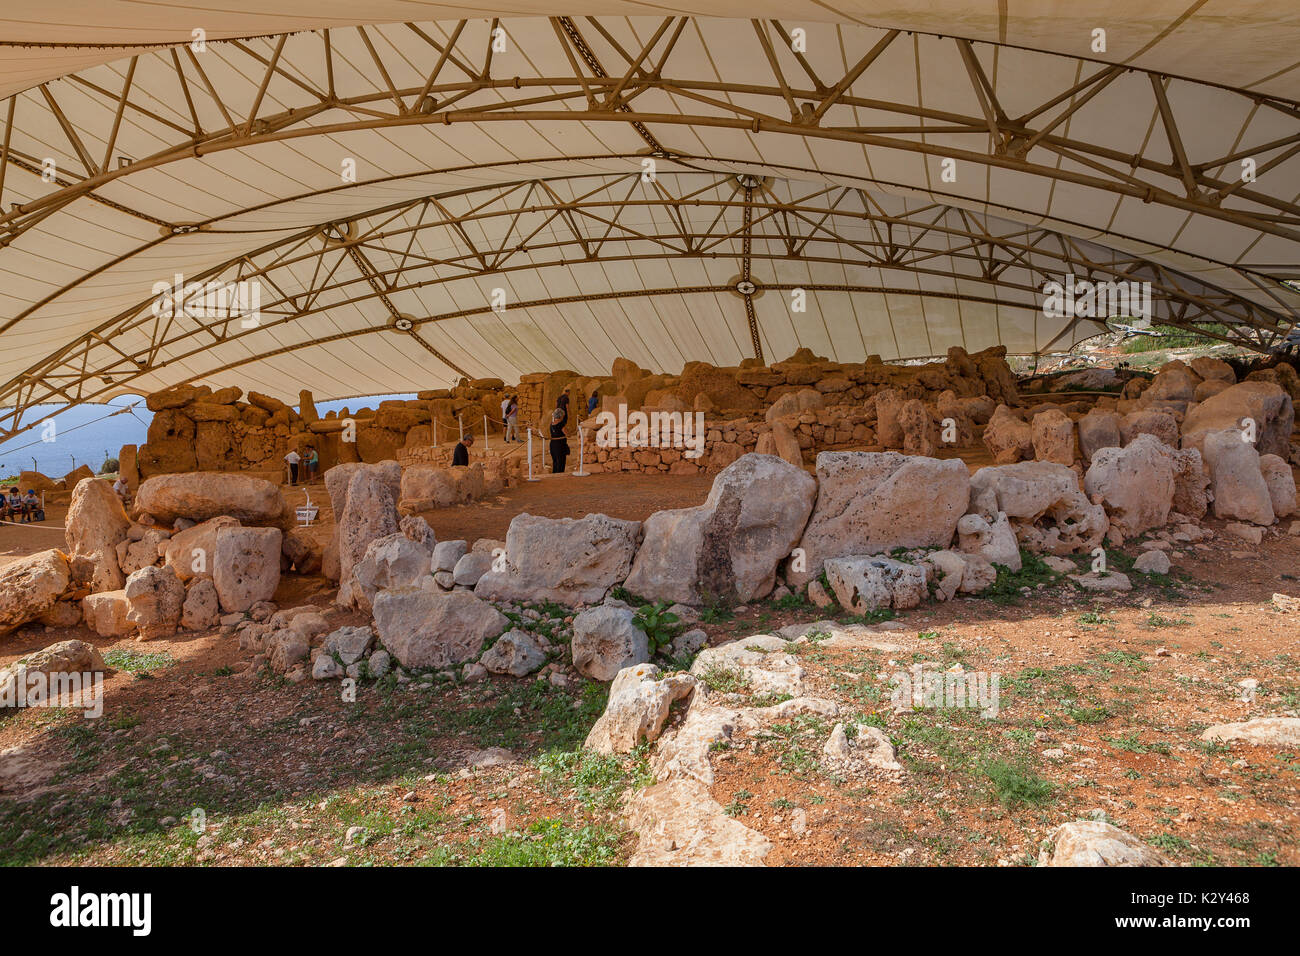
[
  {"left": 627, "top": 779, "right": 772, "bottom": 866},
  {"left": 625, "top": 630, "right": 845, "bottom": 865},
  {"left": 1038, "top": 821, "right": 1169, "bottom": 867},
  {"left": 1200, "top": 717, "right": 1300, "bottom": 748}
]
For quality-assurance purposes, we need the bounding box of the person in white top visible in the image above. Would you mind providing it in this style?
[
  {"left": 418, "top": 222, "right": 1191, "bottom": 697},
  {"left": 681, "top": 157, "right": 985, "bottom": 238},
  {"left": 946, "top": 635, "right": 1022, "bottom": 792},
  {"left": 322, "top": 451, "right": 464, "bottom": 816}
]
[{"left": 284, "top": 449, "right": 302, "bottom": 486}]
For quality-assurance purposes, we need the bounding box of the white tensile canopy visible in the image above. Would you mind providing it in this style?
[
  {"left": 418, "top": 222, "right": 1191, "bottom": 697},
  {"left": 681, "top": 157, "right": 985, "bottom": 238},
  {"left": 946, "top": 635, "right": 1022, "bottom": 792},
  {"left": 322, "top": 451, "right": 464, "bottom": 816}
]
[{"left": 0, "top": 2, "right": 1297, "bottom": 438}]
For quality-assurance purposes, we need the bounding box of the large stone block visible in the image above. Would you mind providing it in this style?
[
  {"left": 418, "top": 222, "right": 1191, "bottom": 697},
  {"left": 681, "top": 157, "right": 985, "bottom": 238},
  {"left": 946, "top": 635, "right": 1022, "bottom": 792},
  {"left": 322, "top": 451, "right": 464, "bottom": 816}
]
[
  {"left": 789, "top": 452, "right": 969, "bottom": 587},
  {"left": 213, "top": 526, "right": 282, "bottom": 613},
  {"left": 124, "top": 564, "right": 185, "bottom": 639},
  {"left": 372, "top": 588, "right": 507, "bottom": 669},
  {"left": 0, "top": 550, "right": 72, "bottom": 634},
  {"left": 1083, "top": 434, "right": 1176, "bottom": 541},
  {"left": 968, "top": 461, "right": 1108, "bottom": 555},
  {"left": 136, "top": 472, "right": 286, "bottom": 524},
  {"left": 1203, "top": 428, "right": 1274, "bottom": 525},
  {"left": 65, "top": 477, "right": 130, "bottom": 592},
  {"left": 624, "top": 454, "right": 816, "bottom": 605},
  {"left": 475, "top": 513, "right": 642, "bottom": 606}
]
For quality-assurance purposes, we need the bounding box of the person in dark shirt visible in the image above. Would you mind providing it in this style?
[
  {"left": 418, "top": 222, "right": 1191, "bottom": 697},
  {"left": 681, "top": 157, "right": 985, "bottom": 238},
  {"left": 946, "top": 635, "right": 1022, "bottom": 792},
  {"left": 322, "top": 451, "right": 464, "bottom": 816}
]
[
  {"left": 586, "top": 391, "right": 599, "bottom": 415},
  {"left": 452, "top": 433, "right": 474, "bottom": 466},
  {"left": 550, "top": 394, "right": 570, "bottom": 474}
]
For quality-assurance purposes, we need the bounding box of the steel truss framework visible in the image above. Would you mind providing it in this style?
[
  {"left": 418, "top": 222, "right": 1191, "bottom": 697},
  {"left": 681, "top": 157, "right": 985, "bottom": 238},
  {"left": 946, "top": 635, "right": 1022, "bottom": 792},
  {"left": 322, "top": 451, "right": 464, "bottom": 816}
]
[
  {"left": 1, "top": 171, "right": 1290, "bottom": 438},
  {"left": 0, "top": 16, "right": 1298, "bottom": 438}
]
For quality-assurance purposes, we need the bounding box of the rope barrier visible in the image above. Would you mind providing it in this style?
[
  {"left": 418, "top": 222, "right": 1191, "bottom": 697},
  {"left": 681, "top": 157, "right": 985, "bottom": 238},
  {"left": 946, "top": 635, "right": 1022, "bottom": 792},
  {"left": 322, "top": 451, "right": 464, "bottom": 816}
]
[{"left": 0, "top": 517, "right": 65, "bottom": 530}]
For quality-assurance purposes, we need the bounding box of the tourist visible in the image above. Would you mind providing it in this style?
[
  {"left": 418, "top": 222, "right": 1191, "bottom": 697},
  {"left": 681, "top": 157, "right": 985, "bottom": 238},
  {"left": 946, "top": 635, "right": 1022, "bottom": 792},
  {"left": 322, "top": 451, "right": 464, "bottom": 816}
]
[
  {"left": 113, "top": 475, "right": 129, "bottom": 505},
  {"left": 550, "top": 394, "right": 570, "bottom": 474},
  {"left": 6, "top": 486, "right": 24, "bottom": 521},
  {"left": 587, "top": 391, "right": 599, "bottom": 415},
  {"left": 305, "top": 445, "right": 320, "bottom": 481},
  {"left": 22, "top": 489, "right": 42, "bottom": 523},
  {"left": 504, "top": 395, "right": 519, "bottom": 442},
  {"left": 452, "top": 432, "right": 474, "bottom": 466},
  {"left": 284, "top": 448, "right": 301, "bottom": 485}
]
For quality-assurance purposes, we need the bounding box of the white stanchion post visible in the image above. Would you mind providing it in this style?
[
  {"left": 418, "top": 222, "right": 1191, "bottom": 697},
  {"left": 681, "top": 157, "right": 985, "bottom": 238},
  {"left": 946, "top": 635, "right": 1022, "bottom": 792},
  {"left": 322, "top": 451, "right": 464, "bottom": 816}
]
[
  {"left": 526, "top": 429, "right": 538, "bottom": 481},
  {"left": 572, "top": 425, "right": 589, "bottom": 476},
  {"left": 483, "top": 414, "right": 489, "bottom": 453},
  {"left": 458, "top": 416, "right": 463, "bottom": 441},
  {"left": 433, "top": 418, "right": 437, "bottom": 447}
]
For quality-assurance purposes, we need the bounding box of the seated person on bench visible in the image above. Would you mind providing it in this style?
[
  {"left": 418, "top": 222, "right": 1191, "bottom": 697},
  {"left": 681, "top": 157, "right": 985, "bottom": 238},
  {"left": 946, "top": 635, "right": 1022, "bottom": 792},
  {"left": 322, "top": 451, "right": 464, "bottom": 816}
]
[{"left": 21, "top": 489, "right": 42, "bottom": 522}]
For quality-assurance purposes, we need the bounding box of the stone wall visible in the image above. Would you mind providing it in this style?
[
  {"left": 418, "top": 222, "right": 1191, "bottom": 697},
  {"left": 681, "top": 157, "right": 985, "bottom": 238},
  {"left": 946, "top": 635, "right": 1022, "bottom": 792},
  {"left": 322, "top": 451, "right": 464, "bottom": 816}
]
[{"left": 127, "top": 345, "right": 1018, "bottom": 482}]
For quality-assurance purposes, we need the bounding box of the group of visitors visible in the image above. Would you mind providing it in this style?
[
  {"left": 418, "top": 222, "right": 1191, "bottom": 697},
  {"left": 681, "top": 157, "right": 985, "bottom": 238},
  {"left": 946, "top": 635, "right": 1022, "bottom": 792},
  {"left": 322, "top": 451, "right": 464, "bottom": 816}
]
[
  {"left": 283, "top": 445, "right": 320, "bottom": 486},
  {"left": 1, "top": 487, "right": 44, "bottom": 523}
]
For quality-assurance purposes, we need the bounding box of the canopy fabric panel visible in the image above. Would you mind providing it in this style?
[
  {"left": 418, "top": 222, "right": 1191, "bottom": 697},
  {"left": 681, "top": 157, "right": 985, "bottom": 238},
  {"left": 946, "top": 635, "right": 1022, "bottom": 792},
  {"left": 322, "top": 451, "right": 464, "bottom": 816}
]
[{"left": 0, "top": 9, "right": 1296, "bottom": 438}]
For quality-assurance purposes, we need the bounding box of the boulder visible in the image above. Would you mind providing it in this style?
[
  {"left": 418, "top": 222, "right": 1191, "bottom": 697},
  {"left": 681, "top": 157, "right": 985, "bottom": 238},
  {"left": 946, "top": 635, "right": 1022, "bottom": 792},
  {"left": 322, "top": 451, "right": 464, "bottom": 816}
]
[
  {"left": 19, "top": 470, "right": 59, "bottom": 493},
  {"left": 1143, "top": 360, "right": 1199, "bottom": 403},
  {"left": 1189, "top": 357, "right": 1235, "bottom": 384},
  {"left": 64, "top": 478, "right": 131, "bottom": 592},
  {"left": 213, "top": 526, "right": 283, "bottom": 613},
  {"left": 1083, "top": 435, "right": 1176, "bottom": 541},
  {"left": 765, "top": 388, "right": 822, "bottom": 423},
  {"left": 1031, "top": 408, "right": 1078, "bottom": 465},
  {"left": 1259, "top": 454, "right": 1297, "bottom": 518},
  {"left": 452, "top": 551, "right": 494, "bottom": 588},
  {"left": 1133, "top": 550, "right": 1171, "bottom": 574},
  {"left": 1068, "top": 570, "right": 1132, "bottom": 592},
  {"left": 1170, "top": 447, "right": 1211, "bottom": 519},
  {"left": 162, "top": 516, "right": 240, "bottom": 581},
  {"left": 321, "top": 626, "right": 374, "bottom": 666},
  {"left": 475, "top": 513, "right": 642, "bottom": 606},
  {"left": 956, "top": 511, "right": 1021, "bottom": 571},
  {"left": 1119, "top": 408, "right": 1179, "bottom": 448},
  {"left": 968, "top": 461, "right": 1108, "bottom": 554},
  {"left": 82, "top": 590, "right": 132, "bottom": 637},
  {"left": 585, "top": 662, "right": 697, "bottom": 754},
  {"left": 399, "top": 514, "right": 437, "bottom": 550},
  {"left": 898, "top": 399, "right": 938, "bottom": 456},
  {"left": 334, "top": 463, "right": 402, "bottom": 605},
  {"left": 398, "top": 463, "right": 487, "bottom": 513},
  {"left": 1038, "top": 821, "right": 1169, "bottom": 867},
  {"left": 181, "top": 578, "right": 220, "bottom": 630},
  {"left": 266, "top": 631, "right": 309, "bottom": 674},
  {"left": 1181, "top": 381, "right": 1294, "bottom": 459},
  {"left": 135, "top": 472, "right": 286, "bottom": 524},
  {"left": 1202, "top": 429, "right": 1274, "bottom": 525},
  {"left": 480, "top": 629, "right": 549, "bottom": 677},
  {"left": 116, "top": 528, "right": 168, "bottom": 576},
  {"left": 789, "top": 452, "right": 969, "bottom": 587},
  {"left": 1076, "top": 409, "right": 1121, "bottom": 463},
  {"left": 624, "top": 454, "right": 816, "bottom": 605},
  {"left": 63, "top": 464, "right": 94, "bottom": 488},
  {"left": 981, "top": 405, "right": 1033, "bottom": 464},
  {"left": 571, "top": 605, "right": 651, "bottom": 681},
  {"left": 39, "top": 600, "right": 82, "bottom": 628},
  {"left": 0, "top": 549, "right": 72, "bottom": 634},
  {"left": 124, "top": 564, "right": 185, "bottom": 638},
  {"left": 824, "top": 555, "right": 928, "bottom": 612},
  {"left": 872, "top": 388, "right": 905, "bottom": 448},
  {"left": 372, "top": 588, "right": 507, "bottom": 669},
  {"left": 350, "top": 532, "right": 434, "bottom": 611},
  {"left": 432, "top": 540, "right": 468, "bottom": 573},
  {"left": 754, "top": 420, "right": 802, "bottom": 467},
  {"left": 0, "top": 639, "right": 107, "bottom": 709}
]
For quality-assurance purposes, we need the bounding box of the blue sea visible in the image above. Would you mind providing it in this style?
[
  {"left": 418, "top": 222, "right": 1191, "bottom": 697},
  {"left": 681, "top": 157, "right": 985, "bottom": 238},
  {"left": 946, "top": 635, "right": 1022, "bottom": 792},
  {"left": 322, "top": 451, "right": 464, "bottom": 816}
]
[{"left": 0, "top": 393, "right": 415, "bottom": 481}]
